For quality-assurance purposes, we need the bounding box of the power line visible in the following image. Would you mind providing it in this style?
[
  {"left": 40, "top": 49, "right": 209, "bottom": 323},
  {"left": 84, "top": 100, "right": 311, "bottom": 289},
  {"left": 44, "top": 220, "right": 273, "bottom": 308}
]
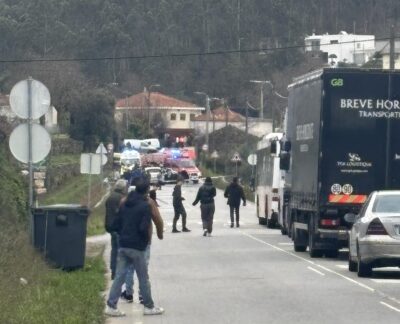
[{"left": 0, "top": 36, "right": 394, "bottom": 64}]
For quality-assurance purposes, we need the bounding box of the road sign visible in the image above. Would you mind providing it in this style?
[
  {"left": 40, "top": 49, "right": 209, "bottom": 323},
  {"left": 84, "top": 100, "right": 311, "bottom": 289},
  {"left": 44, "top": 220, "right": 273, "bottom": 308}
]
[
  {"left": 80, "top": 154, "right": 102, "bottom": 175},
  {"left": 9, "top": 123, "right": 51, "bottom": 163},
  {"left": 231, "top": 152, "right": 241, "bottom": 162},
  {"left": 9, "top": 79, "right": 50, "bottom": 119},
  {"left": 247, "top": 154, "right": 257, "bottom": 166},
  {"left": 96, "top": 143, "right": 107, "bottom": 154},
  {"left": 211, "top": 150, "right": 219, "bottom": 159},
  {"left": 202, "top": 144, "right": 209, "bottom": 151},
  {"left": 100, "top": 154, "right": 108, "bottom": 166}
]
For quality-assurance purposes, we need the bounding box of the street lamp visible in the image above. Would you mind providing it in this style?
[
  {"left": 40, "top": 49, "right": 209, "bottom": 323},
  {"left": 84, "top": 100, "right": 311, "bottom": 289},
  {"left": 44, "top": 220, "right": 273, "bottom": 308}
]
[
  {"left": 195, "top": 92, "right": 222, "bottom": 155},
  {"left": 147, "top": 84, "right": 161, "bottom": 134},
  {"left": 250, "top": 80, "right": 272, "bottom": 120}
]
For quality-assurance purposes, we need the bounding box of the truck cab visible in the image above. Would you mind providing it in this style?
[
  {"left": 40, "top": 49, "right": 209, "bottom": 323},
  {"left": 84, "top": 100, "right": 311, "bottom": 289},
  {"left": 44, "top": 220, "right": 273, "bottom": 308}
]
[{"left": 165, "top": 158, "right": 201, "bottom": 184}]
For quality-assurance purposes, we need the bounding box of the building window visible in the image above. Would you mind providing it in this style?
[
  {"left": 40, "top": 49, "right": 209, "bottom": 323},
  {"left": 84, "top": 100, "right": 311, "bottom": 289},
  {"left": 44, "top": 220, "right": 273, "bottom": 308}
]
[
  {"left": 171, "top": 113, "right": 176, "bottom": 121},
  {"left": 190, "top": 114, "right": 196, "bottom": 121},
  {"left": 180, "top": 113, "right": 186, "bottom": 121}
]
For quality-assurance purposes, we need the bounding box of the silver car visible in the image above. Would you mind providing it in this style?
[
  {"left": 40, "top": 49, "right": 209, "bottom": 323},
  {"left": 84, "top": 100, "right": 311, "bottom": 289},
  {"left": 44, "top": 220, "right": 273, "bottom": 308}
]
[{"left": 345, "top": 191, "right": 400, "bottom": 277}]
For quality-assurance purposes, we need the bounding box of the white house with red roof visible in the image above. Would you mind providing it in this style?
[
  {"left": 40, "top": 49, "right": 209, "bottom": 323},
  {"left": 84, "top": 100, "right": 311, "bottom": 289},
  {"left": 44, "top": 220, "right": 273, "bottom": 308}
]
[
  {"left": 115, "top": 89, "right": 204, "bottom": 137},
  {"left": 191, "top": 106, "right": 272, "bottom": 137}
]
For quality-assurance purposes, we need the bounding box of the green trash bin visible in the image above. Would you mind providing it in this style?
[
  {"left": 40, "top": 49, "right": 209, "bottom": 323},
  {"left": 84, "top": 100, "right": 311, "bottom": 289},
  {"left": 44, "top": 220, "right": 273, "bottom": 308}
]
[{"left": 32, "top": 204, "right": 90, "bottom": 270}]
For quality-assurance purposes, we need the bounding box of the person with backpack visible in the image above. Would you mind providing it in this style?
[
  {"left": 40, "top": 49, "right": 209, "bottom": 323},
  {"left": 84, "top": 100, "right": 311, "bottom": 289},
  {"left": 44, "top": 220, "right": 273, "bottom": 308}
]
[
  {"left": 224, "top": 177, "right": 246, "bottom": 228},
  {"left": 192, "top": 177, "right": 217, "bottom": 237}
]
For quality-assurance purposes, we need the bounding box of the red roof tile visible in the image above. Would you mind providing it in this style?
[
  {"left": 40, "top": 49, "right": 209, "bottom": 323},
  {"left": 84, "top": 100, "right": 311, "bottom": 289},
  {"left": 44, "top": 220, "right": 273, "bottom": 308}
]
[
  {"left": 116, "top": 91, "right": 200, "bottom": 109},
  {"left": 193, "top": 106, "right": 245, "bottom": 122}
]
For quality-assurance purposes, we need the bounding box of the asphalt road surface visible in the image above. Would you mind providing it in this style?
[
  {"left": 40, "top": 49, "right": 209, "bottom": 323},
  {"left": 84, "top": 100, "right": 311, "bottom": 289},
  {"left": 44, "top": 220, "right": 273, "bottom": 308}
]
[{"left": 107, "top": 182, "right": 400, "bottom": 324}]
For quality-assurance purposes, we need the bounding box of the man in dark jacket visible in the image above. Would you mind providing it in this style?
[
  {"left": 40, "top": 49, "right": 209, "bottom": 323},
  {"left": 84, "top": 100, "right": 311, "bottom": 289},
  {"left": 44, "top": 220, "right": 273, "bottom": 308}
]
[
  {"left": 172, "top": 178, "right": 190, "bottom": 233},
  {"left": 192, "top": 177, "right": 217, "bottom": 236},
  {"left": 224, "top": 177, "right": 246, "bottom": 228},
  {"left": 106, "top": 178, "right": 164, "bottom": 317}
]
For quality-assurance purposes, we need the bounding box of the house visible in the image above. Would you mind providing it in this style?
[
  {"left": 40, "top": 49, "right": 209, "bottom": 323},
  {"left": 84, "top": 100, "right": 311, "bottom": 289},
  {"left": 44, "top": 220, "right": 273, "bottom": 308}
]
[
  {"left": 305, "top": 31, "right": 375, "bottom": 66},
  {"left": 375, "top": 40, "right": 400, "bottom": 69},
  {"left": 191, "top": 106, "right": 272, "bottom": 138},
  {"left": 115, "top": 89, "right": 204, "bottom": 138}
]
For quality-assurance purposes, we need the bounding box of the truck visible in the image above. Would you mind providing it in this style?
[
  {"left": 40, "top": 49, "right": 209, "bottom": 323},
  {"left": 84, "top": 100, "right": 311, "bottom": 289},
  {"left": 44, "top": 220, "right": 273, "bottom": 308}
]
[
  {"left": 281, "top": 68, "right": 400, "bottom": 258},
  {"left": 255, "top": 132, "right": 285, "bottom": 228}
]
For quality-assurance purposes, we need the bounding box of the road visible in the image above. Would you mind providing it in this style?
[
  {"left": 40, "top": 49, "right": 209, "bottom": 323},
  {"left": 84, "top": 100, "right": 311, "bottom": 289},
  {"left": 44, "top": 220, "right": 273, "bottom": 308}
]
[{"left": 107, "top": 182, "right": 400, "bottom": 324}]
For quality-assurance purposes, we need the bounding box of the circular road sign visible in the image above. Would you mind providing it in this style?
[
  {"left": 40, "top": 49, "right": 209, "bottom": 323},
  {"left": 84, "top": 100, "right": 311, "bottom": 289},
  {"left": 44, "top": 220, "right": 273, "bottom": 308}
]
[
  {"left": 9, "top": 123, "right": 51, "bottom": 163},
  {"left": 247, "top": 154, "right": 257, "bottom": 166},
  {"left": 9, "top": 79, "right": 51, "bottom": 119}
]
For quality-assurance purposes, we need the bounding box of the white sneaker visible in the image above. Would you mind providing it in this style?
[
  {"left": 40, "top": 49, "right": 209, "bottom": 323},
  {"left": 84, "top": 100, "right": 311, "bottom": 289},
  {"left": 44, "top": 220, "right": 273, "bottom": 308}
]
[
  {"left": 144, "top": 306, "right": 165, "bottom": 315},
  {"left": 105, "top": 305, "right": 126, "bottom": 317}
]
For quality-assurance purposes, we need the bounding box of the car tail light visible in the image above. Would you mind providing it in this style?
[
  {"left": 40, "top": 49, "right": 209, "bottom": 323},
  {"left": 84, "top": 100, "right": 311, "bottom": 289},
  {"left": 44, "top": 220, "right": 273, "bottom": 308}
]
[
  {"left": 366, "top": 218, "right": 388, "bottom": 235},
  {"left": 320, "top": 218, "right": 340, "bottom": 227}
]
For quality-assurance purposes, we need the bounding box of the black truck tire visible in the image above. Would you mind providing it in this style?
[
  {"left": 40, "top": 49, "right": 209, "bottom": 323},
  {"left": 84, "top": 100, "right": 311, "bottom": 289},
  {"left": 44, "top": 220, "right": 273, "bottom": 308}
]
[
  {"left": 292, "top": 225, "right": 307, "bottom": 252},
  {"left": 308, "top": 231, "right": 323, "bottom": 258}
]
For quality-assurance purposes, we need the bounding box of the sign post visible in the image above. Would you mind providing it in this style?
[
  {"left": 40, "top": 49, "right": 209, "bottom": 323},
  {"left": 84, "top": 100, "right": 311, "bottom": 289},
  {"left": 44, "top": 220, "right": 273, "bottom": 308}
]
[
  {"left": 211, "top": 150, "right": 219, "bottom": 173},
  {"left": 9, "top": 77, "right": 51, "bottom": 242},
  {"left": 81, "top": 153, "right": 102, "bottom": 208},
  {"left": 231, "top": 152, "right": 242, "bottom": 176}
]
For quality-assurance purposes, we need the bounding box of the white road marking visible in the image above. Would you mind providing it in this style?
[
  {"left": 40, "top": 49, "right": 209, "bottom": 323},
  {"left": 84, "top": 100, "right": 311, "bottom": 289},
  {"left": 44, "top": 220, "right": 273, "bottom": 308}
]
[
  {"left": 371, "top": 279, "right": 400, "bottom": 284},
  {"left": 241, "top": 231, "right": 376, "bottom": 293},
  {"left": 278, "top": 242, "right": 293, "bottom": 246},
  {"left": 307, "top": 266, "right": 325, "bottom": 276},
  {"left": 380, "top": 301, "right": 400, "bottom": 313}
]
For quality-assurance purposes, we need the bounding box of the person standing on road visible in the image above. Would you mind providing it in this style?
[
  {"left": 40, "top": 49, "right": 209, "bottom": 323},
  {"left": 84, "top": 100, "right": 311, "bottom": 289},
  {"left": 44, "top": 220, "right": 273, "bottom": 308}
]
[
  {"left": 105, "top": 178, "right": 164, "bottom": 317},
  {"left": 224, "top": 177, "right": 246, "bottom": 228},
  {"left": 172, "top": 178, "right": 191, "bottom": 233},
  {"left": 192, "top": 177, "right": 216, "bottom": 237}
]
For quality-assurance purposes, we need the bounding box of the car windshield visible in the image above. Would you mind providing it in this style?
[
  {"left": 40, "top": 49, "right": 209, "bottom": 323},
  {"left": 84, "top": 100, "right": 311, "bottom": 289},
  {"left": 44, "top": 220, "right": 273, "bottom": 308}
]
[
  {"left": 177, "top": 160, "right": 195, "bottom": 168},
  {"left": 372, "top": 194, "right": 400, "bottom": 213}
]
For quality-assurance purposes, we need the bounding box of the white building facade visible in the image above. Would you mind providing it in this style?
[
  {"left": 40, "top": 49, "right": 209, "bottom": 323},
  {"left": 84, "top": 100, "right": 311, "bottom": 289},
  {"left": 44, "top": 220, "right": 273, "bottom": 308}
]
[{"left": 305, "top": 31, "right": 375, "bottom": 66}]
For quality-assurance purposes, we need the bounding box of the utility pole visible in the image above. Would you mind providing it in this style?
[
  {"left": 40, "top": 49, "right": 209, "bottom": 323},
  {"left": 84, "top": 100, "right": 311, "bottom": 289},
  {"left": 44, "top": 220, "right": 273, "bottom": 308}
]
[
  {"left": 386, "top": 24, "right": 395, "bottom": 187},
  {"left": 250, "top": 80, "right": 271, "bottom": 120},
  {"left": 390, "top": 24, "right": 395, "bottom": 70},
  {"left": 205, "top": 95, "right": 210, "bottom": 154},
  {"left": 147, "top": 84, "right": 160, "bottom": 135}
]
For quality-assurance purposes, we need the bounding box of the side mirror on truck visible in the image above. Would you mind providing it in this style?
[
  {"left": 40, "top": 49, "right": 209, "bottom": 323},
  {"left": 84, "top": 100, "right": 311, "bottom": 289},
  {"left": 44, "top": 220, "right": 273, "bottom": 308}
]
[
  {"left": 280, "top": 152, "right": 290, "bottom": 171},
  {"left": 282, "top": 140, "right": 291, "bottom": 152},
  {"left": 270, "top": 141, "right": 277, "bottom": 154}
]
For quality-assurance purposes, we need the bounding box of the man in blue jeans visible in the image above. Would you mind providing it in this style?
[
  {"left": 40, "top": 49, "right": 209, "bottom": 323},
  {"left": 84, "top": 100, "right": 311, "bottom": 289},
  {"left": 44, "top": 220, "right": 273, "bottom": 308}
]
[{"left": 105, "top": 178, "right": 164, "bottom": 317}]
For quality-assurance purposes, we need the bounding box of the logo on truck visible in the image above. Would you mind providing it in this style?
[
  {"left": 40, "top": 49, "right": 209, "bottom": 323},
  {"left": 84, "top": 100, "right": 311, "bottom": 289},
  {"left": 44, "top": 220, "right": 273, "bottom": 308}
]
[
  {"left": 331, "top": 78, "right": 343, "bottom": 87},
  {"left": 337, "top": 153, "right": 372, "bottom": 174}
]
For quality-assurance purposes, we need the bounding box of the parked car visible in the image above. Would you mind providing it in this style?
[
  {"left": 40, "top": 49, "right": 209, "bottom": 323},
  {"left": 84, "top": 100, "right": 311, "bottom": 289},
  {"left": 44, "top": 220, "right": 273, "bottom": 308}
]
[
  {"left": 345, "top": 191, "right": 400, "bottom": 277},
  {"left": 162, "top": 168, "right": 179, "bottom": 184},
  {"left": 144, "top": 166, "right": 162, "bottom": 185}
]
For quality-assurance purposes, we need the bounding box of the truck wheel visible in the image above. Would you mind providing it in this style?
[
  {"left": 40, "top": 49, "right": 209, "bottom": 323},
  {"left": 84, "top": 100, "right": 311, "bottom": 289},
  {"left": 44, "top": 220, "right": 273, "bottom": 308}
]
[
  {"left": 357, "top": 247, "right": 372, "bottom": 277},
  {"left": 324, "top": 249, "right": 339, "bottom": 258},
  {"left": 293, "top": 227, "right": 307, "bottom": 252},
  {"left": 308, "top": 231, "right": 323, "bottom": 258}
]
